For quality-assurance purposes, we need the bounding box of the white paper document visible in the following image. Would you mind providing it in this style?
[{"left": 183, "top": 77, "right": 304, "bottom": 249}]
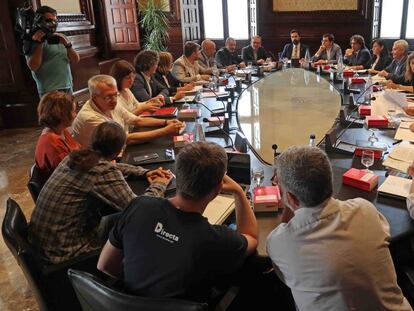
[
  {"left": 201, "top": 91, "right": 229, "bottom": 98},
  {"left": 184, "top": 85, "right": 203, "bottom": 94},
  {"left": 382, "top": 144, "right": 414, "bottom": 172},
  {"left": 378, "top": 175, "right": 412, "bottom": 199},
  {"left": 202, "top": 194, "right": 235, "bottom": 225},
  {"left": 395, "top": 126, "right": 414, "bottom": 142},
  {"left": 383, "top": 90, "right": 408, "bottom": 108}
]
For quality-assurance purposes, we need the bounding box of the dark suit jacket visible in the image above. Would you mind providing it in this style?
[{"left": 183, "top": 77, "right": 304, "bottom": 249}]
[
  {"left": 241, "top": 46, "right": 267, "bottom": 65},
  {"left": 153, "top": 71, "right": 181, "bottom": 95},
  {"left": 280, "top": 43, "right": 310, "bottom": 60},
  {"left": 385, "top": 56, "right": 408, "bottom": 83},
  {"left": 343, "top": 47, "right": 371, "bottom": 68},
  {"left": 215, "top": 47, "right": 243, "bottom": 68},
  {"left": 369, "top": 55, "right": 392, "bottom": 71},
  {"left": 131, "top": 72, "right": 171, "bottom": 104}
]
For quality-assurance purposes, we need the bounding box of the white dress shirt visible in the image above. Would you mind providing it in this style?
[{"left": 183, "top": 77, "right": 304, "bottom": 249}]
[
  {"left": 72, "top": 99, "right": 140, "bottom": 147},
  {"left": 267, "top": 197, "right": 412, "bottom": 311}
]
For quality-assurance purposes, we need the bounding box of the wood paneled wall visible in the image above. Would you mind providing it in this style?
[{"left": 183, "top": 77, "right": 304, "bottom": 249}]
[{"left": 256, "top": 0, "right": 374, "bottom": 57}]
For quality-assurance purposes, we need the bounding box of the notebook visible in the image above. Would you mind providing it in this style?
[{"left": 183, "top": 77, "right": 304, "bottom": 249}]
[
  {"left": 202, "top": 194, "right": 236, "bottom": 225},
  {"left": 378, "top": 175, "right": 412, "bottom": 199},
  {"left": 141, "top": 107, "right": 177, "bottom": 118}
]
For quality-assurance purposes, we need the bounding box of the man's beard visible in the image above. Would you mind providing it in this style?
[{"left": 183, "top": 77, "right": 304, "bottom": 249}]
[{"left": 292, "top": 40, "right": 299, "bottom": 45}]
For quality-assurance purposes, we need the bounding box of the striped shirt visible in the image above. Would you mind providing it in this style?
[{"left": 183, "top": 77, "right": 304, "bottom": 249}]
[{"left": 29, "top": 156, "right": 166, "bottom": 264}]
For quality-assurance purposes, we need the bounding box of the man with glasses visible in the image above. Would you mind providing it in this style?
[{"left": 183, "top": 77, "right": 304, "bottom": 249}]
[
  {"left": 311, "top": 34, "right": 342, "bottom": 65},
  {"left": 72, "top": 75, "right": 183, "bottom": 147},
  {"left": 343, "top": 34, "right": 371, "bottom": 69},
  {"left": 378, "top": 39, "right": 409, "bottom": 83},
  {"left": 26, "top": 6, "right": 79, "bottom": 97}
]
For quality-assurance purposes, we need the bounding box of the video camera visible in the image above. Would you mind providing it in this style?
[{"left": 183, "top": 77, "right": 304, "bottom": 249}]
[{"left": 15, "top": 7, "right": 59, "bottom": 55}]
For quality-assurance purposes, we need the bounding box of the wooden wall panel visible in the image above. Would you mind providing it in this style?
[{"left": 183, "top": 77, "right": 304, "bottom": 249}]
[{"left": 256, "top": 0, "right": 374, "bottom": 57}]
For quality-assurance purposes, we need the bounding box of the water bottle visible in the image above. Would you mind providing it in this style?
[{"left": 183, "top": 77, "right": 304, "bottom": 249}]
[
  {"left": 309, "top": 134, "right": 316, "bottom": 147},
  {"left": 337, "top": 54, "right": 344, "bottom": 79},
  {"left": 365, "top": 75, "right": 373, "bottom": 104},
  {"left": 193, "top": 119, "right": 205, "bottom": 142},
  {"left": 304, "top": 49, "right": 311, "bottom": 69},
  {"left": 211, "top": 75, "right": 219, "bottom": 91}
]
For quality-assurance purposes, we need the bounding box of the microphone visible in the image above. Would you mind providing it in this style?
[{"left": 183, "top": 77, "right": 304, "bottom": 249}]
[
  {"left": 355, "top": 82, "right": 380, "bottom": 104},
  {"left": 202, "top": 116, "right": 235, "bottom": 150},
  {"left": 202, "top": 85, "right": 227, "bottom": 116}
]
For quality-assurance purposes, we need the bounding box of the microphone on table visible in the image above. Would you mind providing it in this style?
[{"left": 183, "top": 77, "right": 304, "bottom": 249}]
[
  {"left": 355, "top": 82, "right": 380, "bottom": 104},
  {"left": 200, "top": 85, "right": 227, "bottom": 116},
  {"left": 202, "top": 116, "right": 234, "bottom": 150}
]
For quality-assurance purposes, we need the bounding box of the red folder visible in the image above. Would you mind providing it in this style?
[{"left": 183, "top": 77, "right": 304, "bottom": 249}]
[
  {"left": 365, "top": 116, "right": 388, "bottom": 128},
  {"left": 358, "top": 105, "right": 371, "bottom": 116},
  {"left": 141, "top": 107, "right": 177, "bottom": 118}
]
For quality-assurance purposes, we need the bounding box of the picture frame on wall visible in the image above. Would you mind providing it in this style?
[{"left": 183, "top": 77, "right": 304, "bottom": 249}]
[{"left": 272, "top": 0, "right": 359, "bottom": 12}]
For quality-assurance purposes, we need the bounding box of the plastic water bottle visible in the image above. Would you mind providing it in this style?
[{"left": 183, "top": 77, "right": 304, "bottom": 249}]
[
  {"left": 337, "top": 54, "right": 344, "bottom": 79},
  {"left": 309, "top": 134, "right": 316, "bottom": 147},
  {"left": 193, "top": 119, "right": 205, "bottom": 142},
  {"left": 365, "top": 75, "right": 373, "bottom": 104},
  {"left": 304, "top": 49, "right": 311, "bottom": 69}
]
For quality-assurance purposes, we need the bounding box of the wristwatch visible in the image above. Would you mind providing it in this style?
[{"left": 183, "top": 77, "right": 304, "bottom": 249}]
[{"left": 64, "top": 42, "right": 73, "bottom": 49}]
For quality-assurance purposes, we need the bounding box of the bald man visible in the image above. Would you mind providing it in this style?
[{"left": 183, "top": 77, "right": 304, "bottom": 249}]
[{"left": 199, "top": 39, "right": 236, "bottom": 73}]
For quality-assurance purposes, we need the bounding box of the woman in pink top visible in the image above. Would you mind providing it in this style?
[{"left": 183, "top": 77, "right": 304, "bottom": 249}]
[{"left": 35, "top": 91, "right": 79, "bottom": 178}]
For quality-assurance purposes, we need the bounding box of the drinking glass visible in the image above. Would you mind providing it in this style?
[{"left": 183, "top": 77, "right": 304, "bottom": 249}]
[
  {"left": 266, "top": 57, "right": 272, "bottom": 64},
  {"left": 368, "top": 130, "right": 379, "bottom": 146},
  {"left": 361, "top": 150, "right": 374, "bottom": 173},
  {"left": 251, "top": 167, "right": 264, "bottom": 187},
  {"left": 247, "top": 61, "right": 253, "bottom": 68}
]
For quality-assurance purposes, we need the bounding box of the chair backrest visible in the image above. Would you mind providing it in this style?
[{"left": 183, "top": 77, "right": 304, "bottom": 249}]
[
  {"left": 68, "top": 269, "right": 209, "bottom": 311},
  {"left": 27, "top": 164, "right": 48, "bottom": 203},
  {"left": 2, "top": 198, "right": 49, "bottom": 310}
]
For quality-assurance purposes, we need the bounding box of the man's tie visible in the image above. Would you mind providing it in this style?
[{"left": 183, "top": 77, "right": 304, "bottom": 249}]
[{"left": 293, "top": 46, "right": 298, "bottom": 59}]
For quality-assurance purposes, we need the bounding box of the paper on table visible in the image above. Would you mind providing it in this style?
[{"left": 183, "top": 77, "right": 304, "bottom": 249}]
[
  {"left": 378, "top": 175, "right": 412, "bottom": 199},
  {"left": 201, "top": 91, "right": 229, "bottom": 98},
  {"left": 369, "top": 74, "right": 387, "bottom": 82},
  {"left": 395, "top": 126, "right": 414, "bottom": 142},
  {"left": 388, "top": 144, "right": 414, "bottom": 162},
  {"left": 383, "top": 90, "right": 408, "bottom": 108},
  {"left": 202, "top": 194, "right": 235, "bottom": 225},
  {"left": 383, "top": 157, "right": 410, "bottom": 173},
  {"left": 184, "top": 85, "right": 203, "bottom": 94},
  {"left": 400, "top": 121, "right": 414, "bottom": 129}
]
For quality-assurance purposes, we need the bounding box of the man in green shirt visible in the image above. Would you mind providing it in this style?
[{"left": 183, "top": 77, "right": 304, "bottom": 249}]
[{"left": 26, "top": 6, "right": 79, "bottom": 97}]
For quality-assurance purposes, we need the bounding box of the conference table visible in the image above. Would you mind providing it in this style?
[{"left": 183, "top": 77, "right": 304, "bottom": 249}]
[{"left": 124, "top": 67, "right": 414, "bottom": 258}]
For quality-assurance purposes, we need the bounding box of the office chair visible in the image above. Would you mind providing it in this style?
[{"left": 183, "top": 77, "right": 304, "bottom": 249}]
[
  {"left": 2, "top": 198, "right": 99, "bottom": 311},
  {"left": 68, "top": 269, "right": 209, "bottom": 311}
]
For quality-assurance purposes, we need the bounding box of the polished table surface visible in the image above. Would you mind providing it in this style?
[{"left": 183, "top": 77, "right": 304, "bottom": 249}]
[
  {"left": 124, "top": 68, "right": 414, "bottom": 256},
  {"left": 237, "top": 68, "right": 342, "bottom": 163}
]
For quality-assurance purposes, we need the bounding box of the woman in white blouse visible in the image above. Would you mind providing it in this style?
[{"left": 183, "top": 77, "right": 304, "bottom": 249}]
[{"left": 110, "top": 60, "right": 162, "bottom": 115}]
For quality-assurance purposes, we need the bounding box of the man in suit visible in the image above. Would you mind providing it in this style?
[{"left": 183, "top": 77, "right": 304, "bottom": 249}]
[
  {"left": 171, "top": 41, "right": 211, "bottom": 83},
  {"left": 378, "top": 39, "right": 409, "bottom": 84},
  {"left": 344, "top": 34, "right": 371, "bottom": 69},
  {"left": 311, "top": 33, "right": 342, "bottom": 65},
  {"left": 280, "top": 30, "right": 310, "bottom": 61},
  {"left": 215, "top": 37, "right": 246, "bottom": 69},
  {"left": 131, "top": 50, "right": 184, "bottom": 104},
  {"left": 241, "top": 35, "right": 267, "bottom": 66}
]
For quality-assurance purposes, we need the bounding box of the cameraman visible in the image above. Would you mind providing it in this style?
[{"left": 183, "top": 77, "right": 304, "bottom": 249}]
[{"left": 26, "top": 6, "right": 79, "bottom": 97}]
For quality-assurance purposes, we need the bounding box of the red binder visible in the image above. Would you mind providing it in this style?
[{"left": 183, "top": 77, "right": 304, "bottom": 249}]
[{"left": 141, "top": 107, "right": 177, "bottom": 118}]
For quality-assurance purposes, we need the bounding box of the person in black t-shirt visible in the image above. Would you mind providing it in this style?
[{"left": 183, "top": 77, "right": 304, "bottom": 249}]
[{"left": 97, "top": 142, "right": 258, "bottom": 301}]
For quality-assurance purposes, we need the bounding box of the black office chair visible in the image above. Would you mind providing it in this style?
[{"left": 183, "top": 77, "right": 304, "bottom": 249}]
[
  {"left": 27, "top": 164, "right": 48, "bottom": 203},
  {"left": 68, "top": 269, "right": 209, "bottom": 311},
  {"left": 2, "top": 198, "right": 100, "bottom": 311}
]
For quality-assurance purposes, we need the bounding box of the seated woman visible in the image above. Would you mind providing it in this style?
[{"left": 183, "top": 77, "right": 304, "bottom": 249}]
[
  {"left": 29, "top": 121, "right": 172, "bottom": 264},
  {"left": 367, "top": 39, "right": 392, "bottom": 74},
  {"left": 109, "top": 60, "right": 162, "bottom": 115},
  {"left": 131, "top": 50, "right": 186, "bottom": 104},
  {"left": 35, "top": 91, "right": 80, "bottom": 179},
  {"left": 154, "top": 52, "right": 194, "bottom": 96}
]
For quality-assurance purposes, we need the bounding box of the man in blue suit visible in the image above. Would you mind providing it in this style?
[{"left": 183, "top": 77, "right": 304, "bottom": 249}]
[
  {"left": 378, "top": 40, "right": 409, "bottom": 84},
  {"left": 280, "top": 30, "right": 310, "bottom": 61}
]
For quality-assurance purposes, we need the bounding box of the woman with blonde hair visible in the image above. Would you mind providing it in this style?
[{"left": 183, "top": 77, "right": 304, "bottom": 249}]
[
  {"left": 110, "top": 60, "right": 162, "bottom": 115},
  {"left": 35, "top": 91, "right": 80, "bottom": 178}
]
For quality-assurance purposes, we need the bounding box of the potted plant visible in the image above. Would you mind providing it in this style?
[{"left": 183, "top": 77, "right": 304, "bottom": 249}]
[{"left": 137, "top": 0, "right": 169, "bottom": 51}]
